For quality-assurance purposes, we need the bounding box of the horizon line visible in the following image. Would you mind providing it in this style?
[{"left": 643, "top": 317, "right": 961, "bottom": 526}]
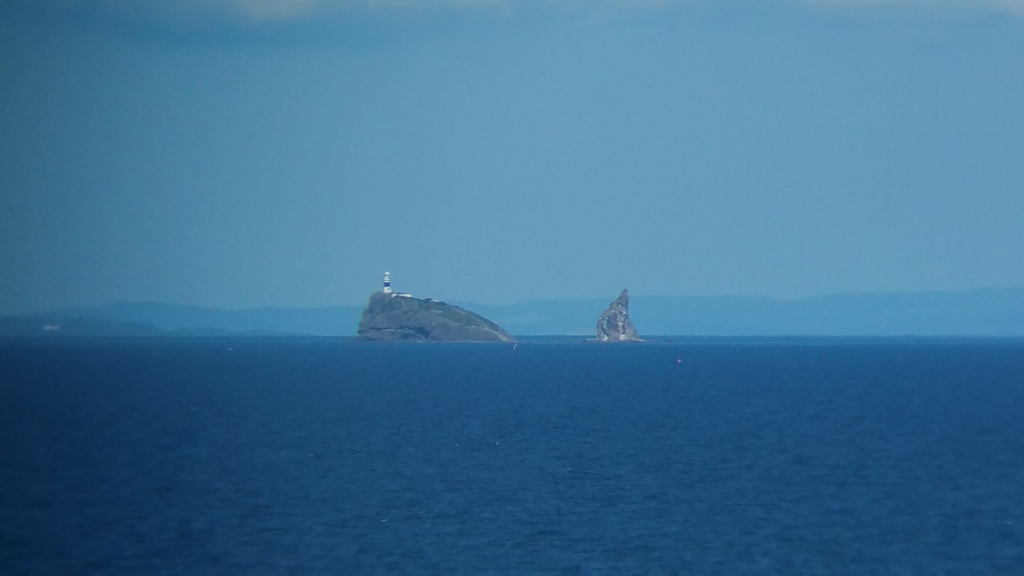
[{"left": 4, "top": 285, "right": 1023, "bottom": 316}]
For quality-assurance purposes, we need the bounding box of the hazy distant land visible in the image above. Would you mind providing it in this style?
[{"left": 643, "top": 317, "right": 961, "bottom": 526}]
[{"left": 2, "top": 288, "right": 1022, "bottom": 338}]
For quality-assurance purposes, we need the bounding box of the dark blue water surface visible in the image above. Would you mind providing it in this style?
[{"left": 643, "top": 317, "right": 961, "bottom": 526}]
[{"left": 2, "top": 337, "right": 1023, "bottom": 575}]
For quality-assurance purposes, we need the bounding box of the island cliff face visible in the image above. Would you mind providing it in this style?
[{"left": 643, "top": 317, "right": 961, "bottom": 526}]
[
  {"left": 596, "top": 289, "right": 640, "bottom": 342},
  {"left": 357, "top": 292, "right": 514, "bottom": 342}
]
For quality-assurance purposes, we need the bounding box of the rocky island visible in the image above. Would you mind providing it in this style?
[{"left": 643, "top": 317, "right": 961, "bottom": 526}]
[
  {"left": 596, "top": 289, "right": 640, "bottom": 342},
  {"left": 356, "top": 273, "right": 514, "bottom": 342}
]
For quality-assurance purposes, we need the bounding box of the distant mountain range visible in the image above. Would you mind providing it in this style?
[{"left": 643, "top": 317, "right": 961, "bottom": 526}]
[
  {"left": 472, "top": 287, "right": 1024, "bottom": 337},
  {"left": 2, "top": 287, "right": 1023, "bottom": 337},
  {"left": 0, "top": 302, "right": 360, "bottom": 338}
]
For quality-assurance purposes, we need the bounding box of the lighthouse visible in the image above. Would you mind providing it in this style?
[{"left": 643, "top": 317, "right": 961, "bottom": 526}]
[{"left": 382, "top": 271, "right": 392, "bottom": 294}]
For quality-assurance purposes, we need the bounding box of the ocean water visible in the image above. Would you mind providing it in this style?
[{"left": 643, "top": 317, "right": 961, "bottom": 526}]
[{"left": 1, "top": 337, "right": 1023, "bottom": 575}]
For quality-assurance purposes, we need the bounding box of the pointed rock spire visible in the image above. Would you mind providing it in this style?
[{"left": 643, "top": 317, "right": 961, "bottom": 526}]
[{"left": 596, "top": 289, "right": 640, "bottom": 342}]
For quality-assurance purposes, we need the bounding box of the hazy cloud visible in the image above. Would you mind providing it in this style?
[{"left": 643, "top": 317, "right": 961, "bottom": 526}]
[
  {"left": 796, "top": 0, "right": 1024, "bottom": 17},
  {"left": 6, "top": 0, "right": 1024, "bottom": 26},
  {"left": 159, "top": 0, "right": 1024, "bottom": 21},
  {"left": 8, "top": 0, "right": 669, "bottom": 24}
]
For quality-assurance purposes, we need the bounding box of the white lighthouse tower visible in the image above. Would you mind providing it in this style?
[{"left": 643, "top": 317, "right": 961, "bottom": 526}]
[{"left": 382, "top": 271, "right": 392, "bottom": 295}]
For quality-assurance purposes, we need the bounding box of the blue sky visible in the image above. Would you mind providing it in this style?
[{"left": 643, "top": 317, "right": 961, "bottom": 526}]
[{"left": 2, "top": 0, "right": 1022, "bottom": 312}]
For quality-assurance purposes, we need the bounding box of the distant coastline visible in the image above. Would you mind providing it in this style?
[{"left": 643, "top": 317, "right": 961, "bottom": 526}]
[{"left": 2, "top": 287, "right": 1023, "bottom": 338}]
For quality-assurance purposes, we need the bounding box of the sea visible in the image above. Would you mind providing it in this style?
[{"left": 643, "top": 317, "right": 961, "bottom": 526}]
[{"left": 1, "top": 337, "right": 1023, "bottom": 575}]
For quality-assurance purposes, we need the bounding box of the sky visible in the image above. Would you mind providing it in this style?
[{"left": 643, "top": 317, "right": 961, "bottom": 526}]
[{"left": 1, "top": 0, "right": 1022, "bottom": 313}]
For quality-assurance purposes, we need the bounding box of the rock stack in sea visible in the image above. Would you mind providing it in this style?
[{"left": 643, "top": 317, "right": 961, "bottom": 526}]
[
  {"left": 357, "top": 291, "right": 514, "bottom": 343},
  {"left": 596, "top": 289, "right": 640, "bottom": 342}
]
